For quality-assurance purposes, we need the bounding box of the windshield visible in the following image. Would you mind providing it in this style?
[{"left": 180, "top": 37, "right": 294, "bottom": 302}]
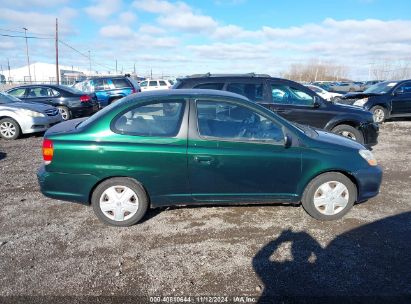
[
  {"left": 364, "top": 81, "right": 397, "bottom": 94},
  {"left": 0, "top": 92, "right": 20, "bottom": 104}
]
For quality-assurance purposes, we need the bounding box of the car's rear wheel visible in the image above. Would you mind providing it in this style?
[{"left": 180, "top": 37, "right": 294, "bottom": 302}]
[
  {"left": 370, "top": 106, "right": 387, "bottom": 123},
  {"left": 0, "top": 118, "right": 21, "bottom": 140},
  {"left": 331, "top": 124, "right": 364, "bottom": 144},
  {"left": 302, "top": 172, "right": 356, "bottom": 221},
  {"left": 92, "top": 177, "right": 148, "bottom": 227},
  {"left": 57, "top": 106, "right": 71, "bottom": 121}
]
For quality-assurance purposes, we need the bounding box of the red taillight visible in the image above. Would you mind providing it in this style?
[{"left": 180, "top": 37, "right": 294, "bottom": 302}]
[
  {"left": 132, "top": 87, "right": 137, "bottom": 94},
  {"left": 80, "top": 95, "right": 91, "bottom": 103},
  {"left": 43, "top": 139, "right": 54, "bottom": 164}
]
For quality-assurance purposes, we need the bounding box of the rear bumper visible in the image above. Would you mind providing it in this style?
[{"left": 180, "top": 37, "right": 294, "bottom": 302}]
[
  {"left": 37, "top": 165, "right": 98, "bottom": 204},
  {"left": 71, "top": 104, "right": 99, "bottom": 118},
  {"left": 353, "top": 165, "right": 383, "bottom": 202},
  {"left": 360, "top": 122, "right": 379, "bottom": 148}
]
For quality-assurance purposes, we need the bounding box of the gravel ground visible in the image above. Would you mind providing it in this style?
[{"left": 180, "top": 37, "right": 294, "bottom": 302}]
[{"left": 0, "top": 121, "right": 410, "bottom": 302}]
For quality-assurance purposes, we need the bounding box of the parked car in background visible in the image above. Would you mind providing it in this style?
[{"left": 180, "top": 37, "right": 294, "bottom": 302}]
[
  {"left": 328, "top": 82, "right": 362, "bottom": 93},
  {"left": 37, "top": 89, "right": 382, "bottom": 226},
  {"left": 139, "top": 79, "right": 173, "bottom": 91},
  {"left": 337, "top": 80, "right": 411, "bottom": 123},
  {"left": 173, "top": 74, "right": 379, "bottom": 147},
  {"left": 73, "top": 75, "right": 141, "bottom": 108},
  {"left": 0, "top": 91, "right": 62, "bottom": 140},
  {"left": 305, "top": 84, "right": 342, "bottom": 101},
  {"left": 360, "top": 80, "right": 383, "bottom": 91},
  {"left": 6, "top": 85, "right": 98, "bottom": 121}
]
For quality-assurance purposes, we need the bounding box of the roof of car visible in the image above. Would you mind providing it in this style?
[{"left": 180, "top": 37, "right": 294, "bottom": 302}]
[
  {"left": 133, "top": 88, "right": 250, "bottom": 101},
  {"left": 6, "top": 84, "right": 70, "bottom": 90}
]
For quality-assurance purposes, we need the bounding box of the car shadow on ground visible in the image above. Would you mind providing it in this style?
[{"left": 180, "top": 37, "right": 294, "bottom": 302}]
[
  {"left": 0, "top": 151, "right": 6, "bottom": 161},
  {"left": 253, "top": 211, "right": 411, "bottom": 303}
]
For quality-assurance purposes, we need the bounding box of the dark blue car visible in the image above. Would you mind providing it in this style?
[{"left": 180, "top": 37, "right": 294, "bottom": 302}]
[{"left": 74, "top": 76, "right": 141, "bottom": 108}]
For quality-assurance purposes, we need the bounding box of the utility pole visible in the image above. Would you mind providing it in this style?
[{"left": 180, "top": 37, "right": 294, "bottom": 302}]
[
  {"left": 7, "top": 58, "right": 11, "bottom": 83},
  {"left": 22, "top": 27, "right": 31, "bottom": 82},
  {"left": 88, "top": 50, "right": 91, "bottom": 75},
  {"left": 55, "top": 18, "right": 60, "bottom": 85}
]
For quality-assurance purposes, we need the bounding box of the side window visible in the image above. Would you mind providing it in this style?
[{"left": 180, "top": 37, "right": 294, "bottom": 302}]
[
  {"left": 271, "top": 84, "right": 314, "bottom": 106},
  {"left": 196, "top": 100, "right": 284, "bottom": 143},
  {"left": 112, "top": 78, "right": 130, "bottom": 89},
  {"left": 226, "top": 83, "right": 264, "bottom": 102},
  {"left": 396, "top": 82, "right": 411, "bottom": 94},
  {"left": 194, "top": 83, "right": 225, "bottom": 90},
  {"left": 139, "top": 81, "right": 147, "bottom": 87},
  {"left": 27, "top": 87, "right": 54, "bottom": 98},
  {"left": 113, "top": 101, "right": 185, "bottom": 137},
  {"left": 149, "top": 81, "right": 158, "bottom": 87},
  {"left": 159, "top": 80, "right": 167, "bottom": 86},
  {"left": 8, "top": 88, "right": 26, "bottom": 97},
  {"left": 93, "top": 79, "right": 110, "bottom": 91},
  {"left": 51, "top": 89, "right": 60, "bottom": 96}
]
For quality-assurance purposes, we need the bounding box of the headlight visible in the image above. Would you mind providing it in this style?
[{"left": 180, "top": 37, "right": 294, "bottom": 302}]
[
  {"left": 359, "top": 149, "right": 377, "bottom": 166},
  {"left": 17, "top": 109, "right": 45, "bottom": 117},
  {"left": 353, "top": 98, "right": 368, "bottom": 107}
]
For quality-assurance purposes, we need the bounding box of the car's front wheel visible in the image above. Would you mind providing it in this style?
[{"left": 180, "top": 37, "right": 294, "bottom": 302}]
[
  {"left": 0, "top": 118, "right": 21, "bottom": 140},
  {"left": 331, "top": 124, "right": 364, "bottom": 144},
  {"left": 370, "top": 106, "right": 387, "bottom": 123},
  {"left": 302, "top": 172, "right": 357, "bottom": 221},
  {"left": 92, "top": 177, "right": 148, "bottom": 227}
]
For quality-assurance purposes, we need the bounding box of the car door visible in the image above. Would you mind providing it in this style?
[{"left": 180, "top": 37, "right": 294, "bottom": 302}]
[
  {"left": 266, "top": 81, "right": 332, "bottom": 128},
  {"left": 148, "top": 80, "right": 159, "bottom": 91},
  {"left": 108, "top": 99, "right": 190, "bottom": 205},
  {"left": 391, "top": 82, "right": 411, "bottom": 116},
  {"left": 92, "top": 78, "right": 111, "bottom": 106},
  {"left": 187, "top": 98, "right": 302, "bottom": 202},
  {"left": 25, "top": 86, "right": 57, "bottom": 105}
]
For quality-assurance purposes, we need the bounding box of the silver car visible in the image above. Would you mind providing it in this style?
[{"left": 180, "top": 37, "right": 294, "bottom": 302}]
[{"left": 0, "top": 91, "right": 62, "bottom": 140}]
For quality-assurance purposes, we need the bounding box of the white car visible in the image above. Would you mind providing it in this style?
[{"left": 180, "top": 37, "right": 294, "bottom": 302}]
[
  {"left": 306, "top": 84, "right": 342, "bottom": 101},
  {"left": 139, "top": 79, "right": 172, "bottom": 91},
  {"left": 0, "top": 92, "right": 62, "bottom": 140}
]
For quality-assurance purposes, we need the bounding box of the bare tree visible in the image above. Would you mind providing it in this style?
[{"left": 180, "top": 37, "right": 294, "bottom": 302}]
[
  {"left": 281, "top": 61, "right": 349, "bottom": 82},
  {"left": 370, "top": 60, "right": 411, "bottom": 80}
]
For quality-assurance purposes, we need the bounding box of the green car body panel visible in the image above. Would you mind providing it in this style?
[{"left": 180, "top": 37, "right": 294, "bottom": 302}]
[{"left": 37, "top": 90, "right": 382, "bottom": 208}]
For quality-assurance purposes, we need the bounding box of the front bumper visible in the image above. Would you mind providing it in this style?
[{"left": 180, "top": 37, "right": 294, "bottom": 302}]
[
  {"left": 359, "top": 122, "right": 379, "bottom": 147},
  {"left": 353, "top": 165, "right": 383, "bottom": 202},
  {"left": 20, "top": 114, "right": 63, "bottom": 134}
]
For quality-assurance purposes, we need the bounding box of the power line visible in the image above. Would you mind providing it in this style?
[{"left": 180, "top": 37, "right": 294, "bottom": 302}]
[{"left": 0, "top": 33, "right": 52, "bottom": 39}]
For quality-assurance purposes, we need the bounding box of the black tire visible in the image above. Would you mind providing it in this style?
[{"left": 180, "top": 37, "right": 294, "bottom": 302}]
[
  {"left": 370, "top": 105, "right": 387, "bottom": 123},
  {"left": 57, "top": 105, "right": 71, "bottom": 121},
  {"left": 0, "top": 118, "right": 21, "bottom": 140},
  {"left": 331, "top": 124, "right": 364, "bottom": 144},
  {"left": 92, "top": 177, "right": 149, "bottom": 227},
  {"left": 302, "top": 172, "right": 357, "bottom": 221}
]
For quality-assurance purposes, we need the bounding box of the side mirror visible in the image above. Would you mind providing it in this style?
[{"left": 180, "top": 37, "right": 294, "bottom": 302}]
[
  {"left": 284, "top": 134, "right": 292, "bottom": 148},
  {"left": 394, "top": 88, "right": 404, "bottom": 96},
  {"left": 313, "top": 96, "right": 321, "bottom": 108}
]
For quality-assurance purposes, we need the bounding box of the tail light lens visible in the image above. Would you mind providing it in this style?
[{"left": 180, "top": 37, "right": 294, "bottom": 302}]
[
  {"left": 80, "top": 95, "right": 91, "bottom": 103},
  {"left": 42, "top": 139, "right": 54, "bottom": 165}
]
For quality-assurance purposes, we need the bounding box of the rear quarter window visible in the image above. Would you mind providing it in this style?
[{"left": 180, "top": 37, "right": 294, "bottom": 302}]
[{"left": 112, "top": 78, "right": 131, "bottom": 89}]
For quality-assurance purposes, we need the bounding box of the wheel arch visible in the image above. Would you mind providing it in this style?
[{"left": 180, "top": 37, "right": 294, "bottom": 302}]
[
  {"left": 300, "top": 169, "right": 359, "bottom": 202},
  {"left": 88, "top": 175, "right": 151, "bottom": 206}
]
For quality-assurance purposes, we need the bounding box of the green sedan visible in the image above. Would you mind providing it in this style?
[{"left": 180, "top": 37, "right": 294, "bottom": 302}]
[{"left": 37, "top": 89, "right": 382, "bottom": 226}]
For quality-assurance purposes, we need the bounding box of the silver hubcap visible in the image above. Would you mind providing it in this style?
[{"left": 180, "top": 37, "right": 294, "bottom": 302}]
[
  {"left": 99, "top": 186, "right": 139, "bottom": 222},
  {"left": 339, "top": 130, "right": 356, "bottom": 140},
  {"left": 313, "top": 181, "right": 349, "bottom": 215},
  {"left": 373, "top": 109, "right": 385, "bottom": 123},
  {"left": 0, "top": 122, "right": 16, "bottom": 138},
  {"left": 58, "top": 107, "right": 69, "bottom": 120}
]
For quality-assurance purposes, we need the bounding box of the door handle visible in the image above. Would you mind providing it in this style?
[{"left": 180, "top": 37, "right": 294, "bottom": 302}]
[{"left": 194, "top": 155, "right": 214, "bottom": 164}]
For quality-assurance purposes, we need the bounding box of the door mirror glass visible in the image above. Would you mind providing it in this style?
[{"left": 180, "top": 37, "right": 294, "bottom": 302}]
[
  {"left": 313, "top": 96, "right": 321, "bottom": 108},
  {"left": 284, "top": 134, "right": 292, "bottom": 148}
]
